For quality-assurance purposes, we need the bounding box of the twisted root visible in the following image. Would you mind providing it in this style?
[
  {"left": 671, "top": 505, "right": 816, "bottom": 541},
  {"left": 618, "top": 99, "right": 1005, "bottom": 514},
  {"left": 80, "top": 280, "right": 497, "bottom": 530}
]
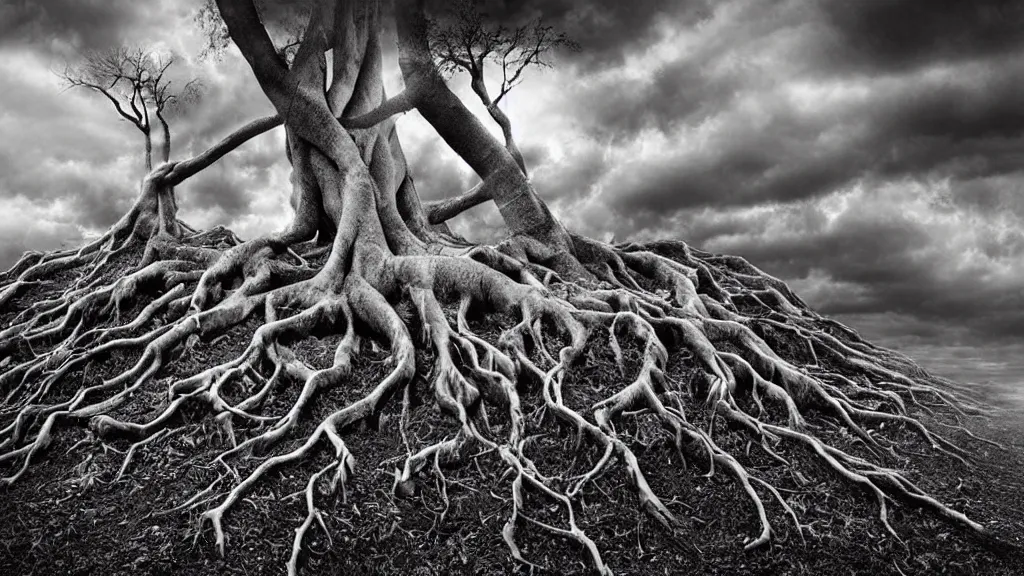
[{"left": 0, "top": 231, "right": 1002, "bottom": 575}]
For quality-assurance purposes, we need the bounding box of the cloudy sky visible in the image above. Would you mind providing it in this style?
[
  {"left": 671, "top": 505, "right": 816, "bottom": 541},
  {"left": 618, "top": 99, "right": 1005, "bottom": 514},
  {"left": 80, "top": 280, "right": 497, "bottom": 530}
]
[{"left": 1, "top": 0, "right": 1023, "bottom": 405}]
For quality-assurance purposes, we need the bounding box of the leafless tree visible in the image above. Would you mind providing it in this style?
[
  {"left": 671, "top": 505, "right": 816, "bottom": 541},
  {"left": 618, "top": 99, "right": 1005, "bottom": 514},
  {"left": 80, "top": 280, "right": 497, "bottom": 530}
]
[
  {"left": 59, "top": 47, "right": 200, "bottom": 170},
  {"left": 430, "top": 0, "right": 578, "bottom": 176},
  {"left": 0, "top": 2, "right": 999, "bottom": 575},
  {"left": 146, "top": 53, "right": 203, "bottom": 164}
]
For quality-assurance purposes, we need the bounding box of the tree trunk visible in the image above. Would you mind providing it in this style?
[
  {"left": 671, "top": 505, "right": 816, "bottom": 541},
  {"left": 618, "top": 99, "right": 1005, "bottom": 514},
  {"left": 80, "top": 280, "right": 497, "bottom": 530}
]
[
  {"left": 143, "top": 130, "right": 153, "bottom": 171},
  {"left": 393, "top": 0, "right": 570, "bottom": 250},
  {"left": 469, "top": 73, "right": 528, "bottom": 176},
  {"left": 158, "top": 114, "right": 171, "bottom": 163}
]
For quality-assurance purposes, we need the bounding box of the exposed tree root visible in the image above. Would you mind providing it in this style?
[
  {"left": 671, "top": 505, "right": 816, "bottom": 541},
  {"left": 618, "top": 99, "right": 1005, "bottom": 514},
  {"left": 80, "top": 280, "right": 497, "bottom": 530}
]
[
  {"left": 3, "top": 206, "right": 1006, "bottom": 576},
  {"left": 0, "top": 4, "right": 1007, "bottom": 569}
]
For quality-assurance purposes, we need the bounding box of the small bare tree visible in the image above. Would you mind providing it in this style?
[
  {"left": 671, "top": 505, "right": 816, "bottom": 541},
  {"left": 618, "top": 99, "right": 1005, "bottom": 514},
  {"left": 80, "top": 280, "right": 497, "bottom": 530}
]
[
  {"left": 146, "top": 53, "right": 202, "bottom": 164},
  {"left": 430, "top": 1, "right": 578, "bottom": 176},
  {"left": 60, "top": 47, "right": 201, "bottom": 170},
  {"left": 1, "top": 3, "right": 998, "bottom": 575}
]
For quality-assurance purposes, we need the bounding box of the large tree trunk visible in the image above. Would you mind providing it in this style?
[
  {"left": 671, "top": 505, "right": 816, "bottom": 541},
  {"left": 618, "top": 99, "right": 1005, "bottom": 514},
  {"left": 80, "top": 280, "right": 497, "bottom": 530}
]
[
  {"left": 0, "top": 2, "right": 1001, "bottom": 576},
  {"left": 393, "top": 0, "right": 569, "bottom": 250}
]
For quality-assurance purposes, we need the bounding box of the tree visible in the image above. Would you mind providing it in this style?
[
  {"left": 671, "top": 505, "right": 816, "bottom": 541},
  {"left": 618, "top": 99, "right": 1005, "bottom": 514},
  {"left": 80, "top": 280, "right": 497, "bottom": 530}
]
[
  {"left": 60, "top": 46, "right": 201, "bottom": 170},
  {"left": 0, "top": 2, "right": 1005, "bottom": 575},
  {"left": 417, "top": 0, "right": 577, "bottom": 226},
  {"left": 429, "top": 0, "right": 578, "bottom": 177},
  {"left": 145, "top": 52, "right": 203, "bottom": 165}
]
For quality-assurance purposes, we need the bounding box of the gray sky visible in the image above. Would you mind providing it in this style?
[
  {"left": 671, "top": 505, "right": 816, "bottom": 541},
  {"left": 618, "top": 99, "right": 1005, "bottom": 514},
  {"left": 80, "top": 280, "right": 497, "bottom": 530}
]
[{"left": 1, "top": 0, "right": 1023, "bottom": 403}]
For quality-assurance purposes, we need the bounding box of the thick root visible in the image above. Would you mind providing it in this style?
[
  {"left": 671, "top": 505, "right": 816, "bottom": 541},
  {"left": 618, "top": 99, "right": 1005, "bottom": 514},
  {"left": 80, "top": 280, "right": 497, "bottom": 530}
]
[{"left": 0, "top": 228, "right": 1003, "bottom": 576}]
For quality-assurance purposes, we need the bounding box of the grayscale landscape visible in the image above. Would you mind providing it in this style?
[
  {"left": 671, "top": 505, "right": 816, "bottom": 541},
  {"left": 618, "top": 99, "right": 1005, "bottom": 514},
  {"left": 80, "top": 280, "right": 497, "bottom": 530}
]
[{"left": 0, "top": 1, "right": 1022, "bottom": 574}]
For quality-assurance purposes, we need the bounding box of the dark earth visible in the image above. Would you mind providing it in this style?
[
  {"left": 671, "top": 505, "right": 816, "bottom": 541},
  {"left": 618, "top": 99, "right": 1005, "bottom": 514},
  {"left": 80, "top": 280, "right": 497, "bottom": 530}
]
[{"left": 1, "top": 241, "right": 1022, "bottom": 576}]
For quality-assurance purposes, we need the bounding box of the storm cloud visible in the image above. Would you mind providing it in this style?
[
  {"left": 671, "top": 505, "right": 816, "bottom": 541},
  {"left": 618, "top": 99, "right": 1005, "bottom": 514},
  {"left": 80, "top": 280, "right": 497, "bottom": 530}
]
[{"left": 1, "top": 0, "right": 1022, "bottom": 399}]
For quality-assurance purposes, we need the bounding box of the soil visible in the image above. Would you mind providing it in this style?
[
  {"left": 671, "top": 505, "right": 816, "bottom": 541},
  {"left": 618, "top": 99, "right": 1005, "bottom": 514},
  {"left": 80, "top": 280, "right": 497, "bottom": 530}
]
[{"left": 1, "top": 246, "right": 1023, "bottom": 576}]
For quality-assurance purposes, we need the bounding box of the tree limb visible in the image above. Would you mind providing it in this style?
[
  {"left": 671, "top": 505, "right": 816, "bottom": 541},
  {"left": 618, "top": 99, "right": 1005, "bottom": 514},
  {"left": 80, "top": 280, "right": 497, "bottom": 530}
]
[
  {"left": 341, "top": 90, "right": 415, "bottom": 129},
  {"left": 164, "top": 115, "right": 284, "bottom": 186},
  {"left": 425, "top": 179, "right": 489, "bottom": 225},
  {"left": 468, "top": 70, "right": 527, "bottom": 175},
  {"left": 394, "top": 0, "right": 569, "bottom": 247},
  {"left": 215, "top": 0, "right": 354, "bottom": 171},
  {"left": 156, "top": 111, "right": 171, "bottom": 163},
  {"left": 65, "top": 78, "right": 145, "bottom": 131}
]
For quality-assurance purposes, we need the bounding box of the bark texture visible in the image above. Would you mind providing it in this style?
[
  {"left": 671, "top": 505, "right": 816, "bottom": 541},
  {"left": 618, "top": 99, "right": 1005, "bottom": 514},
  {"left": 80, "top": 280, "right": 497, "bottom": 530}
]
[{"left": 0, "top": 1, "right": 1006, "bottom": 575}]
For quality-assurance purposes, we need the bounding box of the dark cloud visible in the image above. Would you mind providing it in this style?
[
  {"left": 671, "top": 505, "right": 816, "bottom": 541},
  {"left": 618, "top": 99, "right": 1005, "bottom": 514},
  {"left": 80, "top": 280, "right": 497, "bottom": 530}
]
[
  {"left": 701, "top": 193, "right": 1024, "bottom": 345},
  {"left": 474, "top": 0, "right": 713, "bottom": 70},
  {"left": 947, "top": 175, "right": 1024, "bottom": 218},
  {"left": 878, "top": 75, "right": 1024, "bottom": 143},
  {"left": 532, "top": 146, "right": 609, "bottom": 205},
  {"left": 184, "top": 166, "right": 254, "bottom": 219},
  {"left": 180, "top": 127, "right": 287, "bottom": 221},
  {"left": 1, "top": 0, "right": 1023, "bottom": 398},
  {"left": 571, "top": 56, "right": 730, "bottom": 141},
  {"left": 869, "top": 70, "right": 1024, "bottom": 183},
  {"left": 518, "top": 143, "right": 548, "bottom": 171},
  {"left": 397, "top": 114, "right": 476, "bottom": 204},
  {"left": 605, "top": 129, "right": 858, "bottom": 217},
  {"left": 0, "top": 205, "right": 84, "bottom": 273},
  {"left": 591, "top": 56, "right": 1024, "bottom": 227},
  {"left": 557, "top": 0, "right": 789, "bottom": 140},
  {"left": 820, "top": 0, "right": 1024, "bottom": 73},
  {"left": 0, "top": 0, "right": 158, "bottom": 53}
]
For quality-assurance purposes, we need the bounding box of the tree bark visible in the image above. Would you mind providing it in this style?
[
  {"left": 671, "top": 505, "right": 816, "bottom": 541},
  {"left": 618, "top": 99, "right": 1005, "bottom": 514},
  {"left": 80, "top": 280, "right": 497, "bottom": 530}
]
[
  {"left": 143, "top": 130, "right": 153, "bottom": 171},
  {"left": 469, "top": 74, "right": 528, "bottom": 176},
  {"left": 215, "top": 0, "right": 392, "bottom": 276},
  {"left": 164, "top": 115, "right": 283, "bottom": 186},
  {"left": 157, "top": 113, "right": 171, "bottom": 163},
  {"left": 393, "top": 0, "right": 571, "bottom": 250}
]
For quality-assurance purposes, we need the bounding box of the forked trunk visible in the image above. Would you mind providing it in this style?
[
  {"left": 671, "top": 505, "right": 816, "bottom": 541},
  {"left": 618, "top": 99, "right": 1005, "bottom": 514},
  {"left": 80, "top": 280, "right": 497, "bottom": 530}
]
[
  {"left": 394, "top": 0, "right": 569, "bottom": 249},
  {"left": 0, "top": 3, "right": 1000, "bottom": 575}
]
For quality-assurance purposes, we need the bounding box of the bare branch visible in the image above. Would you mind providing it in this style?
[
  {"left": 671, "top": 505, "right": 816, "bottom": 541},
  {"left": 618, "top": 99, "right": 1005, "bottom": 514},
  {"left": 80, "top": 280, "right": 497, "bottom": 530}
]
[
  {"left": 164, "top": 115, "right": 283, "bottom": 186},
  {"left": 428, "top": 1, "right": 576, "bottom": 99},
  {"left": 59, "top": 69, "right": 145, "bottom": 130},
  {"left": 58, "top": 45, "right": 203, "bottom": 170},
  {"left": 423, "top": 0, "right": 576, "bottom": 175},
  {"left": 341, "top": 90, "right": 416, "bottom": 130}
]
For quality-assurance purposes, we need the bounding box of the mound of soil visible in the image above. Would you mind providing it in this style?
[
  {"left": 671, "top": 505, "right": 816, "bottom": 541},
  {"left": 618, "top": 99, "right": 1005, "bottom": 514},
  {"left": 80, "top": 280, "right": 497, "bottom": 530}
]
[{"left": 1, "top": 243, "right": 1023, "bottom": 576}]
